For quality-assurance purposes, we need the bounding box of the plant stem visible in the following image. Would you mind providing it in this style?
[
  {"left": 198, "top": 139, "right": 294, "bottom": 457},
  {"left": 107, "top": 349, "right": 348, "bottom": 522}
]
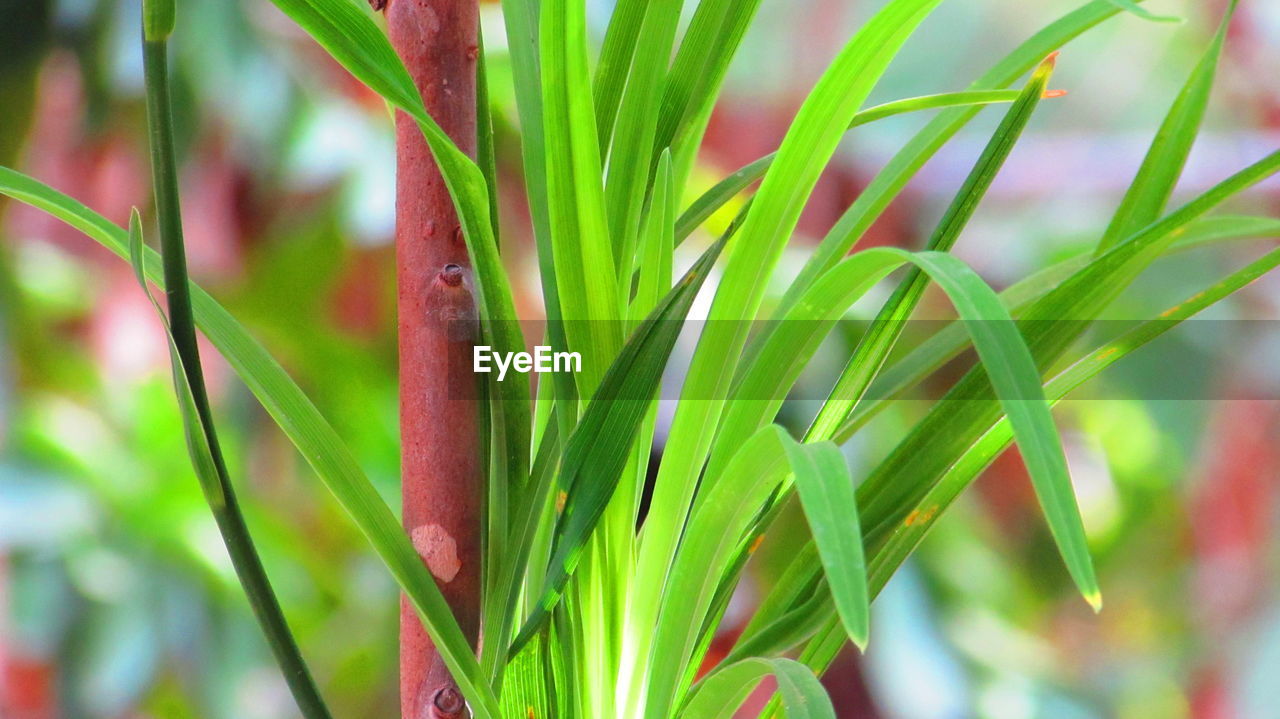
[
  {"left": 379, "top": 0, "right": 485, "bottom": 716},
  {"left": 142, "top": 35, "right": 333, "bottom": 719}
]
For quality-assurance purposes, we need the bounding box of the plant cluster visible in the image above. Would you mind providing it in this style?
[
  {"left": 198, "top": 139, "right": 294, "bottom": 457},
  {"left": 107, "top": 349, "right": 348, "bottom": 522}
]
[{"left": 2, "top": 0, "right": 1277, "bottom": 717}]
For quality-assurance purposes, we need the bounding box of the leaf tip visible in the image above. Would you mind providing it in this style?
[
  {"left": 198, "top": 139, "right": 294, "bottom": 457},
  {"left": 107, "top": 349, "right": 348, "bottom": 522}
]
[
  {"left": 852, "top": 629, "right": 870, "bottom": 653},
  {"left": 1033, "top": 52, "right": 1060, "bottom": 82},
  {"left": 1085, "top": 590, "right": 1103, "bottom": 613}
]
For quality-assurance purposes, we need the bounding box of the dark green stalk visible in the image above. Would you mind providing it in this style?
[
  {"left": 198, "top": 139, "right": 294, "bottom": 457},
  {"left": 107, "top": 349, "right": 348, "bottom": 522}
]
[{"left": 141, "top": 14, "right": 333, "bottom": 719}]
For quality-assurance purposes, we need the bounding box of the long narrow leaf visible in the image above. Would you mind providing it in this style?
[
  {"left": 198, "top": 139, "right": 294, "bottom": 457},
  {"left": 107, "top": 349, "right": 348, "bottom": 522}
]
[
  {"left": 541, "top": 0, "right": 622, "bottom": 393},
  {"left": 636, "top": 3, "right": 946, "bottom": 676},
  {"left": 646, "top": 425, "right": 794, "bottom": 719},
  {"left": 776, "top": 0, "right": 1149, "bottom": 318},
  {"left": 781, "top": 438, "right": 869, "bottom": 650},
  {"left": 1096, "top": 0, "right": 1236, "bottom": 252},
  {"left": 855, "top": 150, "right": 1280, "bottom": 588},
  {"left": 776, "top": 242, "right": 1280, "bottom": 679},
  {"left": 674, "top": 89, "right": 1028, "bottom": 243},
  {"left": 510, "top": 228, "right": 731, "bottom": 652},
  {"left": 0, "top": 168, "right": 502, "bottom": 719},
  {"left": 805, "top": 53, "right": 1057, "bottom": 444}
]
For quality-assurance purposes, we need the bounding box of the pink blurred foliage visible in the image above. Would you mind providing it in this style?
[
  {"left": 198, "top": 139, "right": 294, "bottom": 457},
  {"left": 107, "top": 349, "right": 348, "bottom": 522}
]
[{"left": 4, "top": 51, "right": 246, "bottom": 392}]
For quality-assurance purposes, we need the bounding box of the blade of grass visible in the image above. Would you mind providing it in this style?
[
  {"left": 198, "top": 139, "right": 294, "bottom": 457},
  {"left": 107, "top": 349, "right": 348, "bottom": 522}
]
[
  {"left": 632, "top": 152, "right": 677, "bottom": 322},
  {"left": 646, "top": 425, "right": 794, "bottom": 719},
  {"left": 774, "top": 242, "right": 1280, "bottom": 677},
  {"left": 1104, "top": 0, "right": 1182, "bottom": 23},
  {"left": 868, "top": 251, "right": 1280, "bottom": 599},
  {"left": 776, "top": 0, "right": 1156, "bottom": 319},
  {"left": 603, "top": 0, "right": 683, "bottom": 268},
  {"left": 631, "top": 3, "right": 946, "bottom": 709},
  {"left": 656, "top": 0, "right": 765, "bottom": 188},
  {"left": 867, "top": 251, "right": 1099, "bottom": 605},
  {"left": 1096, "top": 0, "right": 1235, "bottom": 252},
  {"left": 781, "top": 439, "right": 869, "bottom": 651},
  {"left": 510, "top": 225, "right": 732, "bottom": 653},
  {"left": 703, "top": 58, "right": 1057, "bottom": 502},
  {"left": 855, "top": 149, "right": 1280, "bottom": 590},
  {"left": 541, "top": 0, "right": 622, "bottom": 393},
  {"left": 673, "top": 89, "right": 1029, "bottom": 244},
  {"left": 836, "top": 214, "right": 1280, "bottom": 442},
  {"left": 805, "top": 53, "right": 1057, "bottom": 445},
  {"left": 128, "top": 212, "right": 334, "bottom": 719},
  {"left": 499, "top": 0, "right": 580, "bottom": 435},
  {"left": 593, "top": 0, "right": 649, "bottom": 152},
  {"left": 477, "top": 24, "right": 500, "bottom": 248}
]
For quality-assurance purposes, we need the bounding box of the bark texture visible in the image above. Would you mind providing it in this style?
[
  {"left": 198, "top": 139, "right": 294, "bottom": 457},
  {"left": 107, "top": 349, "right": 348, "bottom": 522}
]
[{"left": 384, "top": 1, "right": 482, "bottom": 717}]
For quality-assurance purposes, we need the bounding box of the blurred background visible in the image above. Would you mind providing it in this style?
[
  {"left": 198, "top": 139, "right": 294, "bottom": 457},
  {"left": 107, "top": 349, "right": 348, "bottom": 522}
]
[{"left": 2, "top": 0, "right": 1280, "bottom": 717}]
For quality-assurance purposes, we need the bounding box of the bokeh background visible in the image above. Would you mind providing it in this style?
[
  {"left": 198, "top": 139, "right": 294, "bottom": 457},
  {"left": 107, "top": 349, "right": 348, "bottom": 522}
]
[{"left": 3, "top": 0, "right": 1280, "bottom": 717}]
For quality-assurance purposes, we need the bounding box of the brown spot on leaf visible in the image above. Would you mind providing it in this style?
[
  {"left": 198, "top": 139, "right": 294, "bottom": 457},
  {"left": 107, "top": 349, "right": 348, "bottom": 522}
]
[{"left": 905, "top": 506, "right": 938, "bottom": 527}]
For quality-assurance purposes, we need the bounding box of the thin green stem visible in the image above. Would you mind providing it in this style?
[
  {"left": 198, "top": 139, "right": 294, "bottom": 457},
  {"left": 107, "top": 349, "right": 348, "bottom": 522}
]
[{"left": 142, "top": 36, "right": 334, "bottom": 719}]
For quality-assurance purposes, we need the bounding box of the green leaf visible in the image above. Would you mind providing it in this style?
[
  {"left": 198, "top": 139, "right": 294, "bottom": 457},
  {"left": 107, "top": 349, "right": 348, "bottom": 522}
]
[
  {"left": 869, "top": 246, "right": 1280, "bottom": 601},
  {"left": 267, "top": 0, "right": 420, "bottom": 113},
  {"left": 1104, "top": 0, "right": 1182, "bottom": 23},
  {"left": 127, "top": 210, "right": 222, "bottom": 514},
  {"left": 128, "top": 213, "right": 330, "bottom": 719},
  {"left": 674, "top": 90, "right": 1028, "bottom": 244},
  {"left": 603, "top": 0, "right": 684, "bottom": 269},
  {"left": 510, "top": 228, "right": 731, "bottom": 653},
  {"left": 757, "top": 242, "right": 1280, "bottom": 681},
  {"left": 1096, "top": 0, "right": 1235, "bottom": 252},
  {"left": 631, "top": 151, "right": 677, "bottom": 320},
  {"left": 0, "top": 167, "right": 502, "bottom": 719},
  {"left": 717, "top": 244, "right": 1105, "bottom": 651},
  {"left": 854, "top": 149, "right": 1280, "bottom": 607},
  {"left": 804, "top": 53, "right": 1057, "bottom": 445},
  {"left": 836, "top": 213, "right": 1280, "bottom": 442},
  {"left": 680, "top": 657, "right": 835, "bottom": 719},
  {"left": 636, "top": 2, "right": 945, "bottom": 679},
  {"left": 707, "top": 248, "right": 907, "bottom": 481},
  {"left": 776, "top": 0, "right": 1145, "bottom": 318},
  {"left": 499, "top": 0, "right": 580, "bottom": 432},
  {"left": 646, "top": 425, "right": 795, "bottom": 719},
  {"left": 781, "top": 439, "right": 869, "bottom": 650},
  {"left": 140, "top": 31, "right": 334, "bottom": 719},
  {"left": 593, "top": 0, "right": 648, "bottom": 151},
  {"left": 541, "top": 0, "right": 623, "bottom": 393},
  {"left": 656, "top": 0, "right": 766, "bottom": 186},
  {"left": 900, "top": 251, "right": 1099, "bottom": 608},
  {"left": 476, "top": 24, "right": 501, "bottom": 249}
]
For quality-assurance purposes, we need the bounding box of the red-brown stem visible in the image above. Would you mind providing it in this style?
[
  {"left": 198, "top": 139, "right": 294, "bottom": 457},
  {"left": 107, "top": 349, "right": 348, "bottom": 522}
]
[{"left": 382, "top": 1, "right": 482, "bottom": 717}]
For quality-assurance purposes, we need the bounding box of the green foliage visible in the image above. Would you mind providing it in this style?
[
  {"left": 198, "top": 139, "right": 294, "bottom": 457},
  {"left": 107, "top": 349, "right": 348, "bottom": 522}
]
[{"left": 3, "top": 0, "right": 1277, "bottom": 717}]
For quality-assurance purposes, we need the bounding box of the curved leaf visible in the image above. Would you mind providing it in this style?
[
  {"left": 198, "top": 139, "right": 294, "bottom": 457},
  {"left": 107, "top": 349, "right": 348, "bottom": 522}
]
[{"left": 680, "top": 657, "right": 835, "bottom": 719}]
